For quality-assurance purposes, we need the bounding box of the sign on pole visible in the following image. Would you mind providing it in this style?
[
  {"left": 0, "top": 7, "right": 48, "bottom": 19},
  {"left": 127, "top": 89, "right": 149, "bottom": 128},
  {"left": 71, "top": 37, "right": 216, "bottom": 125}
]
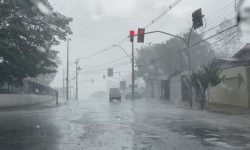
[
  {"left": 120, "top": 81, "right": 126, "bottom": 90},
  {"left": 107, "top": 68, "right": 113, "bottom": 77}
]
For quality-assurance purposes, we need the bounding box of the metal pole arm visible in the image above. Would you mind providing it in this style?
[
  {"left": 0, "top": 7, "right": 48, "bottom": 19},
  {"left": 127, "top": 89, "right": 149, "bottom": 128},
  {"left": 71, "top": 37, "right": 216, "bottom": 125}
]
[{"left": 140, "top": 31, "right": 188, "bottom": 46}]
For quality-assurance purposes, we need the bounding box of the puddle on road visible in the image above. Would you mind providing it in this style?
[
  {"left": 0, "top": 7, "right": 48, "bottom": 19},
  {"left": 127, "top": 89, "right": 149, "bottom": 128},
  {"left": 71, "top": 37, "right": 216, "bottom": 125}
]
[{"left": 167, "top": 120, "right": 250, "bottom": 149}]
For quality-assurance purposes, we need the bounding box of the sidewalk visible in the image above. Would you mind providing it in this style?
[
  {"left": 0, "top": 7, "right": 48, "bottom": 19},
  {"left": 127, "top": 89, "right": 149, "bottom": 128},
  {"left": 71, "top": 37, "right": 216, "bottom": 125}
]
[
  {"left": 0, "top": 99, "right": 65, "bottom": 112},
  {"left": 145, "top": 98, "right": 250, "bottom": 129},
  {"left": 205, "top": 102, "right": 250, "bottom": 115},
  {"left": 165, "top": 98, "right": 250, "bottom": 115}
]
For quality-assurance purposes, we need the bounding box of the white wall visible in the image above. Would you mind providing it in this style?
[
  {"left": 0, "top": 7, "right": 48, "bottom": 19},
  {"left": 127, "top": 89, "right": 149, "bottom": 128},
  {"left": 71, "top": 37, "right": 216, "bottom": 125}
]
[
  {"left": 169, "top": 74, "right": 182, "bottom": 103},
  {"left": 206, "top": 66, "right": 250, "bottom": 108},
  {"left": 0, "top": 94, "right": 55, "bottom": 107}
]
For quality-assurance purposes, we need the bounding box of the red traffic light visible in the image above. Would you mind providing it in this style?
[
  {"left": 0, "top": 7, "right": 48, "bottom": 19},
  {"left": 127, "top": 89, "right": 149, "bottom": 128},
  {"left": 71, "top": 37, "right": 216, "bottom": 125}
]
[
  {"left": 138, "top": 28, "right": 145, "bottom": 35},
  {"left": 137, "top": 28, "right": 145, "bottom": 43},
  {"left": 129, "top": 30, "right": 135, "bottom": 42},
  {"left": 129, "top": 30, "right": 135, "bottom": 36}
]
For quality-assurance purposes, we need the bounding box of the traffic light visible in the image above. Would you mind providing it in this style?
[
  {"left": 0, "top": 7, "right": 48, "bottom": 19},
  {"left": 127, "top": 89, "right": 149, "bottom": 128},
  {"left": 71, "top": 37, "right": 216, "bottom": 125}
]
[
  {"left": 129, "top": 30, "right": 135, "bottom": 42},
  {"left": 107, "top": 68, "right": 113, "bottom": 77},
  {"left": 192, "top": 8, "right": 203, "bottom": 30},
  {"left": 137, "top": 28, "right": 145, "bottom": 43}
]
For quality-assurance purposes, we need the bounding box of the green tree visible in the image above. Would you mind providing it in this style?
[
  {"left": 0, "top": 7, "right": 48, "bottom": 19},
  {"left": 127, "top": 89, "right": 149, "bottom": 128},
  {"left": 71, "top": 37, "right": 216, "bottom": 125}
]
[
  {"left": 34, "top": 54, "right": 61, "bottom": 86},
  {"left": 136, "top": 31, "right": 215, "bottom": 80},
  {"left": 191, "top": 62, "right": 223, "bottom": 108},
  {"left": 0, "top": 0, "right": 72, "bottom": 85}
]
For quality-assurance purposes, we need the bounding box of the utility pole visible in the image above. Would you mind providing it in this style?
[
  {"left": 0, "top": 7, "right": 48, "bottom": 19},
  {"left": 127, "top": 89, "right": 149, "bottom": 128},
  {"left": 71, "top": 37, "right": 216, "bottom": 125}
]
[
  {"left": 69, "top": 80, "right": 71, "bottom": 99},
  {"left": 75, "top": 59, "right": 79, "bottom": 100},
  {"left": 66, "top": 38, "right": 71, "bottom": 101},
  {"left": 63, "top": 69, "right": 65, "bottom": 99},
  {"left": 131, "top": 37, "right": 135, "bottom": 100}
]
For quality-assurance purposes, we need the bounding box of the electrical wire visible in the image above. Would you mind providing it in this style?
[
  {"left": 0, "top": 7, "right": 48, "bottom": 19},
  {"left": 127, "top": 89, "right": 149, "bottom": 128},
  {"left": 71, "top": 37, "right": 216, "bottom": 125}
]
[
  {"left": 205, "top": 1, "right": 235, "bottom": 19},
  {"left": 204, "top": 17, "right": 236, "bottom": 33},
  {"left": 191, "top": 24, "right": 238, "bottom": 47},
  {"left": 145, "top": 0, "right": 183, "bottom": 29},
  {"left": 81, "top": 61, "right": 131, "bottom": 74},
  {"left": 60, "top": 0, "right": 238, "bottom": 77},
  {"left": 84, "top": 55, "right": 130, "bottom": 71},
  {"left": 137, "top": 25, "right": 239, "bottom": 68},
  {"left": 206, "top": 12, "right": 236, "bottom": 26},
  {"left": 216, "top": 32, "right": 241, "bottom": 49},
  {"left": 69, "top": 0, "right": 182, "bottom": 64}
]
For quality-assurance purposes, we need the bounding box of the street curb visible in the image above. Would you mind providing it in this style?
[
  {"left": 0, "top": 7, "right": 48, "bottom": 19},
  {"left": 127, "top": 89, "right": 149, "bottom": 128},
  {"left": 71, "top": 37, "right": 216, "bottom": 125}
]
[{"left": 0, "top": 102, "right": 64, "bottom": 112}]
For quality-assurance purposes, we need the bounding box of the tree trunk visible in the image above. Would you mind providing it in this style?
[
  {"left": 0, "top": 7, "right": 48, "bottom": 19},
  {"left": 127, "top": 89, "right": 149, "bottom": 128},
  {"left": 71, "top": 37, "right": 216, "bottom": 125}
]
[{"left": 200, "top": 90, "right": 206, "bottom": 109}]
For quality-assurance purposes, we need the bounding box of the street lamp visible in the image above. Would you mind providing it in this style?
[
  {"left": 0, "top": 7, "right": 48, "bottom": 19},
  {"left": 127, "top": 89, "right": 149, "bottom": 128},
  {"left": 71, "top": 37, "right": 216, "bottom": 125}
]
[{"left": 112, "top": 45, "right": 131, "bottom": 60}]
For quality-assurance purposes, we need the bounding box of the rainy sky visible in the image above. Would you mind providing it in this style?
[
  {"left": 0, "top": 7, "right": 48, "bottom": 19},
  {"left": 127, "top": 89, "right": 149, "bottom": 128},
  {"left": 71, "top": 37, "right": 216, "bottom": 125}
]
[{"left": 49, "top": 0, "right": 247, "bottom": 98}]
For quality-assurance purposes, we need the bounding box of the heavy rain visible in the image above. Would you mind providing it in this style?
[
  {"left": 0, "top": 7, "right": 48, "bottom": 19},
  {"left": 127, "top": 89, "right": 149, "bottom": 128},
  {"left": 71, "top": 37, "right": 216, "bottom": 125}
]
[{"left": 0, "top": 0, "right": 250, "bottom": 150}]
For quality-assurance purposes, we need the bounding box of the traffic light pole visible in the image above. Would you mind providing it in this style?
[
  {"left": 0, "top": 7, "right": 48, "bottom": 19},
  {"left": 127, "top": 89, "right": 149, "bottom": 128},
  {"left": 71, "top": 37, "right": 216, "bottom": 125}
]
[
  {"left": 131, "top": 39, "right": 135, "bottom": 100},
  {"left": 187, "top": 26, "right": 194, "bottom": 107}
]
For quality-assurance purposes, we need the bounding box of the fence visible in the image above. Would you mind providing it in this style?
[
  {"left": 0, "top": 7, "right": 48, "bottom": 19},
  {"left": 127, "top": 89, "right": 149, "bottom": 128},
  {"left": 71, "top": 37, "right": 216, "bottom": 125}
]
[{"left": 0, "top": 79, "right": 58, "bottom": 97}]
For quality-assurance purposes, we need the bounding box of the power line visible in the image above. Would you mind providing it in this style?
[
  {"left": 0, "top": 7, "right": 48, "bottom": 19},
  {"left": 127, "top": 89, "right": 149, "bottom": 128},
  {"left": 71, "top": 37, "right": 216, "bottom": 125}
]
[
  {"left": 216, "top": 32, "right": 240, "bottom": 49},
  {"left": 209, "top": 31, "right": 239, "bottom": 46},
  {"left": 79, "top": 63, "right": 131, "bottom": 76},
  {"left": 59, "top": 0, "right": 182, "bottom": 72},
  {"left": 83, "top": 61, "right": 130, "bottom": 73},
  {"left": 76, "top": 0, "right": 182, "bottom": 63},
  {"left": 204, "top": 17, "right": 236, "bottom": 33},
  {"left": 75, "top": 0, "right": 182, "bottom": 62},
  {"left": 202, "top": 0, "right": 236, "bottom": 31},
  {"left": 78, "top": 27, "right": 240, "bottom": 77},
  {"left": 84, "top": 55, "right": 130, "bottom": 71},
  {"left": 206, "top": 13, "right": 236, "bottom": 27},
  {"left": 76, "top": 37, "right": 129, "bottom": 61},
  {"left": 205, "top": 1, "right": 235, "bottom": 19},
  {"left": 82, "top": 66, "right": 130, "bottom": 76},
  {"left": 137, "top": 25, "right": 239, "bottom": 68},
  {"left": 145, "top": 0, "right": 183, "bottom": 28},
  {"left": 191, "top": 24, "right": 238, "bottom": 47}
]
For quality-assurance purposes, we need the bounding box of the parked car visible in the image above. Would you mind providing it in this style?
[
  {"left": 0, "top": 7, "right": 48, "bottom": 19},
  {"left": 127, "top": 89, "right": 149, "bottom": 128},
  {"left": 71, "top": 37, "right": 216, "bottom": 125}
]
[{"left": 109, "top": 88, "right": 121, "bottom": 102}]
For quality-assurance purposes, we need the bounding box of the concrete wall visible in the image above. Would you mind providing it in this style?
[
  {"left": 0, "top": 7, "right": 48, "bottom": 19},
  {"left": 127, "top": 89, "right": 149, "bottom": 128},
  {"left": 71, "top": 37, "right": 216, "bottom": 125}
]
[
  {"left": 206, "top": 66, "right": 250, "bottom": 108},
  {"left": 0, "top": 94, "right": 55, "bottom": 107},
  {"left": 169, "top": 71, "right": 190, "bottom": 103},
  {"left": 152, "top": 80, "right": 161, "bottom": 99},
  {"left": 169, "top": 74, "right": 182, "bottom": 103}
]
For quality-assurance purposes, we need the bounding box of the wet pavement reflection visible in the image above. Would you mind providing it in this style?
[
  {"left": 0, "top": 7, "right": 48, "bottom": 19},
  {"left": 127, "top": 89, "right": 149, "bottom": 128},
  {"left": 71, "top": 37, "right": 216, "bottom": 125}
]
[{"left": 0, "top": 98, "right": 249, "bottom": 150}]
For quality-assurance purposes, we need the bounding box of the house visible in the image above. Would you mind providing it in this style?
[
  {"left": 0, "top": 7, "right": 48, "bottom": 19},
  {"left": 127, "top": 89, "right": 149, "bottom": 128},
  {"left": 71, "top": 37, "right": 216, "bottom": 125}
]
[{"left": 206, "top": 43, "right": 250, "bottom": 108}]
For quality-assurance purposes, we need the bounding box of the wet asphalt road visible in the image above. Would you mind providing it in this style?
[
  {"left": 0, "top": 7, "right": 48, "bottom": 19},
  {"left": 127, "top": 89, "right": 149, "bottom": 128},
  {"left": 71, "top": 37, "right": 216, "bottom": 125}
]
[{"left": 0, "top": 98, "right": 250, "bottom": 150}]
